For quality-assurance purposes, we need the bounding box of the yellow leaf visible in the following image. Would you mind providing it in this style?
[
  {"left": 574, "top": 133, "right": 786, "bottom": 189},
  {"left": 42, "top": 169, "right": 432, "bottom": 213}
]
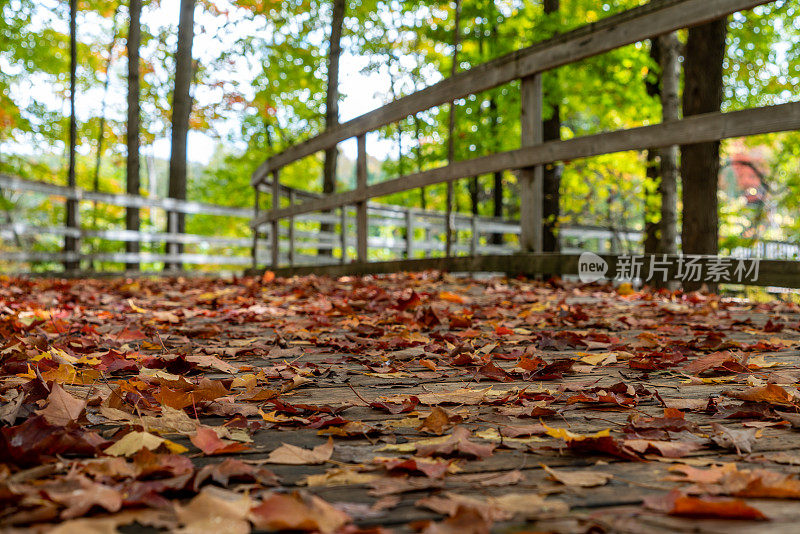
[
  {"left": 105, "top": 431, "right": 188, "bottom": 456},
  {"left": 127, "top": 299, "right": 148, "bottom": 313},
  {"left": 544, "top": 423, "right": 610, "bottom": 441}
]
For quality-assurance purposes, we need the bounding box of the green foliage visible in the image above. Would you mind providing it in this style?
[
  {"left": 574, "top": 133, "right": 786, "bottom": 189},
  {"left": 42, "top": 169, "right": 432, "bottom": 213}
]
[{"left": 0, "top": 0, "right": 798, "bottom": 270}]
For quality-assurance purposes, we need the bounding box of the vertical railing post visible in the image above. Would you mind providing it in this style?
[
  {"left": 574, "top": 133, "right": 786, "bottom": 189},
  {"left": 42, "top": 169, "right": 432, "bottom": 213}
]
[
  {"left": 271, "top": 169, "right": 280, "bottom": 269},
  {"left": 167, "top": 209, "right": 179, "bottom": 271},
  {"left": 64, "top": 190, "right": 80, "bottom": 272},
  {"left": 519, "top": 74, "right": 543, "bottom": 253},
  {"left": 340, "top": 206, "right": 347, "bottom": 264},
  {"left": 405, "top": 208, "right": 414, "bottom": 259},
  {"left": 356, "top": 134, "right": 368, "bottom": 263},
  {"left": 470, "top": 215, "right": 478, "bottom": 256},
  {"left": 252, "top": 188, "right": 260, "bottom": 270},
  {"left": 288, "top": 190, "right": 295, "bottom": 266}
]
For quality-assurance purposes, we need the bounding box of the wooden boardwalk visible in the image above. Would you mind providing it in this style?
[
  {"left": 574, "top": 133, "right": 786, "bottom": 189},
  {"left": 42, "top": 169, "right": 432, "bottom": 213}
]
[{"left": 4, "top": 273, "right": 800, "bottom": 532}]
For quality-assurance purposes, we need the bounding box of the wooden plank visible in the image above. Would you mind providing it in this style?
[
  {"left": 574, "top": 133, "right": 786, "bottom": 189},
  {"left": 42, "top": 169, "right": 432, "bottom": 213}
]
[
  {"left": 251, "top": 0, "right": 770, "bottom": 184},
  {"left": 252, "top": 253, "right": 800, "bottom": 289},
  {"left": 519, "top": 74, "right": 543, "bottom": 253},
  {"left": 356, "top": 134, "right": 368, "bottom": 262},
  {"left": 252, "top": 101, "right": 800, "bottom": 226}
]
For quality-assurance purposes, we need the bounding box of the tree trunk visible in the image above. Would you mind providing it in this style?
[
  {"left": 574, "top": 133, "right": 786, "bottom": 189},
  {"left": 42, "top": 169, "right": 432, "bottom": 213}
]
[
  {"left": 681, "top": 18, "right": 727, "bottom": 290},
  {"left": 445, "top": 0, "right": 462, "bottom": 257},
  {"left": 93, "top": 11, "right": 119, "bottom": 196},
  {"left": 125, "top": 0, "right": 142, "bottom": 271},
  {"left": 65, "top": 0, "right": 79, "bottom": 272},
  {"left": 167, "top": 0, "right": 195, "bottom": 271},
  {"left": 320, "top": 0, "right": 345, "bottom": 256},
  {"left": 542, "top": 0, "right": 561, "bottom": 253},
  {"left": 643, "top": 37, "right": 661, "bottom": 255},
  {"left": 658, "top": 32, "right": 680, "bottom": 256}
]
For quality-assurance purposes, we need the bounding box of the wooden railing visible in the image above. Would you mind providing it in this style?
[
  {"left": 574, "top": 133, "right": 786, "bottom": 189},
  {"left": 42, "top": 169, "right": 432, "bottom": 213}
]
[
  {"left": 250, "top": 0, "right": 799, "bottom": 277},
  {"left": 3, "top": 172, "right": 798, "bottom": 278},
  {"left": 0, "top": 173, "right": 526, "bottom": 273}
]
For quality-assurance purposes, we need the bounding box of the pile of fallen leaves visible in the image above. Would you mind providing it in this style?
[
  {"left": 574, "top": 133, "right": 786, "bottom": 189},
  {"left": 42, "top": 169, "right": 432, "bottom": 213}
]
[{"left": 2, "top": 272, "right": 800, "bottom": 532}]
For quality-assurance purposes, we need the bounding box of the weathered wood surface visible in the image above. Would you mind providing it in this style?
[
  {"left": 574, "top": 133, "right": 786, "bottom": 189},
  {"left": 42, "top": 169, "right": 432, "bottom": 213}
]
[
  {"left": 251, "top": 0, "right": 770, "bottom": 185},
  {"left": 252, "top": 102, "right": 800, "bottom": 226},
  {"left": 249, "top": 253, "right": 800, "bottom": 290},
  {"left": 6, "top": 273, "right": 800, "bottom": 532}
]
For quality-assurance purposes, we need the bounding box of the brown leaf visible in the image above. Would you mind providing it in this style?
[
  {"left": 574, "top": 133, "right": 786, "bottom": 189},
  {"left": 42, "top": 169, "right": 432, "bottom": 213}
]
[
  {"left": 176, "top": 487, "right": 252, "bottom": 534},
  {"left": 374, "top": 457, "right": 453, "bottom": 479},
  {"left": 721, "top": 468, "right": 800, "bottom": 499},
  {"left": 413, "top": 505, "right": 492, "bottom": 534},
  {"left": 417, "top": 407, "right": 458, "bottom": 435},
  {"left": 37, "top": 383, "right": 86, "bottom": 426},
  {"left": 190, "top": 426, "right": 250, "bottom": 455},
  {"left": 194, "top": 458, "right": 279, "bottom": 491},
  {"left": 43, "top": 475, "right": 122, "bottom": 519},
  {"left": 681, "top": 351, "right": 744, "bottom": 375},
  {"left": 722, "top": 383, "right": 796, "bottom": 406},
  {"left": 249, "top": 492, "right": 350, "bottom": 534},
  {"left": 710, "top": 423, "right": 758, "bottom": 454},
  {"left": 644, "top": 489, "right": 768, "bottom": 520},
  {"left": 542, "top": 465, "right": 612, "bottom": 487},
  {"left": 266, "top": 437, "right": 333, "bottom": 464},
  {"left": 416, "top": 426, "right": 495, "bottom": 459}
]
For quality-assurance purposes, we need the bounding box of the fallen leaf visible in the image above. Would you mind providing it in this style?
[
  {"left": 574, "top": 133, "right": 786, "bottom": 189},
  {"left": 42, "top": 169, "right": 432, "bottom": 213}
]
[
  {"left": 416, "top": 426, "right": 495, "bottom": 459},
  {"left": 176, "top": 487, "right": 251, "bottom": 534},
  {"left": 266, "top": 437, "right": 333, "bottom": 464},
  {"left": 105, "top": 431, "right": 187, "bottom": 457},
  {"left": 710, "top": 423, "right": 758, "bottom": 454},
  {"left": 37, "top": 383, "right": 86, "bottom": 426},
  {"left": 542, "top": 465, "right": 612, "bottom": 487},
  {"left": 190, "top": 426, "right": 250, "bottom": 455},
  {"left": 644, "top": 489, "right": 768, "bottom": 520},
  {"left": 249, "top": 492, "right": 350, "bottom": 533}
]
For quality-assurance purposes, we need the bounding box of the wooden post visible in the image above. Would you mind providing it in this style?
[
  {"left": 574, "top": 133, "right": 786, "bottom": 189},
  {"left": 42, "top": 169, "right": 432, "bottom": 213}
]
[
  {"left": 356, "top": 134, "right": 368, "bottom": 262},
  {"left": 252, "top": 188, "right": 260, "bottom": 269},
  {"left": 405, "top": 208, "right": 414, "bottom": 259},
  {"left": 288, "top": 189, "right": 295, "bottom": 266},
  {"left": 65, "top": 193, "right": 80, "bottom": 270},
  {"left": 470, "top": 215, "right": 478, "bottom": 256},
  {"left": 167, "top": 210, "right": 178, "bottom": 269},
  {"left": 340, "top": 206, "right": 347, "bottom": 263},
  {"left": 271, "top": 169, "right": 279, "bottom": 269},
  {"left": 519, "top": 74, "right": 543, "bottom": 253}
]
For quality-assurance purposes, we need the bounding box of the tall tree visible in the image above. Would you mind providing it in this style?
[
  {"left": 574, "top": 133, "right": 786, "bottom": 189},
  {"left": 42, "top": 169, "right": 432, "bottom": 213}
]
[
  {"left": 487, "top": 1, "right": 504, "bottom": 244},
  {"left": 541, "top": 0, "right": 561, "bottom": 253},
  {"left": 657, "top": 32, "right": 680, "bottom": 255},
  {"left": 320, "top": 0, "right": 345, "bottom": 256},
  {"left": 126, "top": 0, "right": 142, "bottom": 271},
  {"left": 167, "top": 0, "right": 196, "bottom": 270},
  {"left": 445, "top": 0, "right": 462, "bottom": 257},
  {"left": 643, "top": 37, "right": 661, "bottom": 254},
  {"left": 680, "top": 18, "right": 727, "bottom": 271},
  {"left": 65, "top": 0, "right": 79, "bottom": 271}
]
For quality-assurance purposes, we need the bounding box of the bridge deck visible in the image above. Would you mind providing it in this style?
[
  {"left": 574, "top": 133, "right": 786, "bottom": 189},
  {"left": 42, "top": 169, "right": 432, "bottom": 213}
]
[{"left": 3, "top": 273, "right": 800, "bottom": 532}]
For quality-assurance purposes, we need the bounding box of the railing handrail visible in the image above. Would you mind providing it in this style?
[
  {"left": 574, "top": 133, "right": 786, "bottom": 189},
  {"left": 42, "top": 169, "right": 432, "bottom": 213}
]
[
  {"left": 252, "top": 102, "right": 800, "bottom": 227},
  {"left": 0, "top": 173, "right": 254, "bottom": 218}
]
